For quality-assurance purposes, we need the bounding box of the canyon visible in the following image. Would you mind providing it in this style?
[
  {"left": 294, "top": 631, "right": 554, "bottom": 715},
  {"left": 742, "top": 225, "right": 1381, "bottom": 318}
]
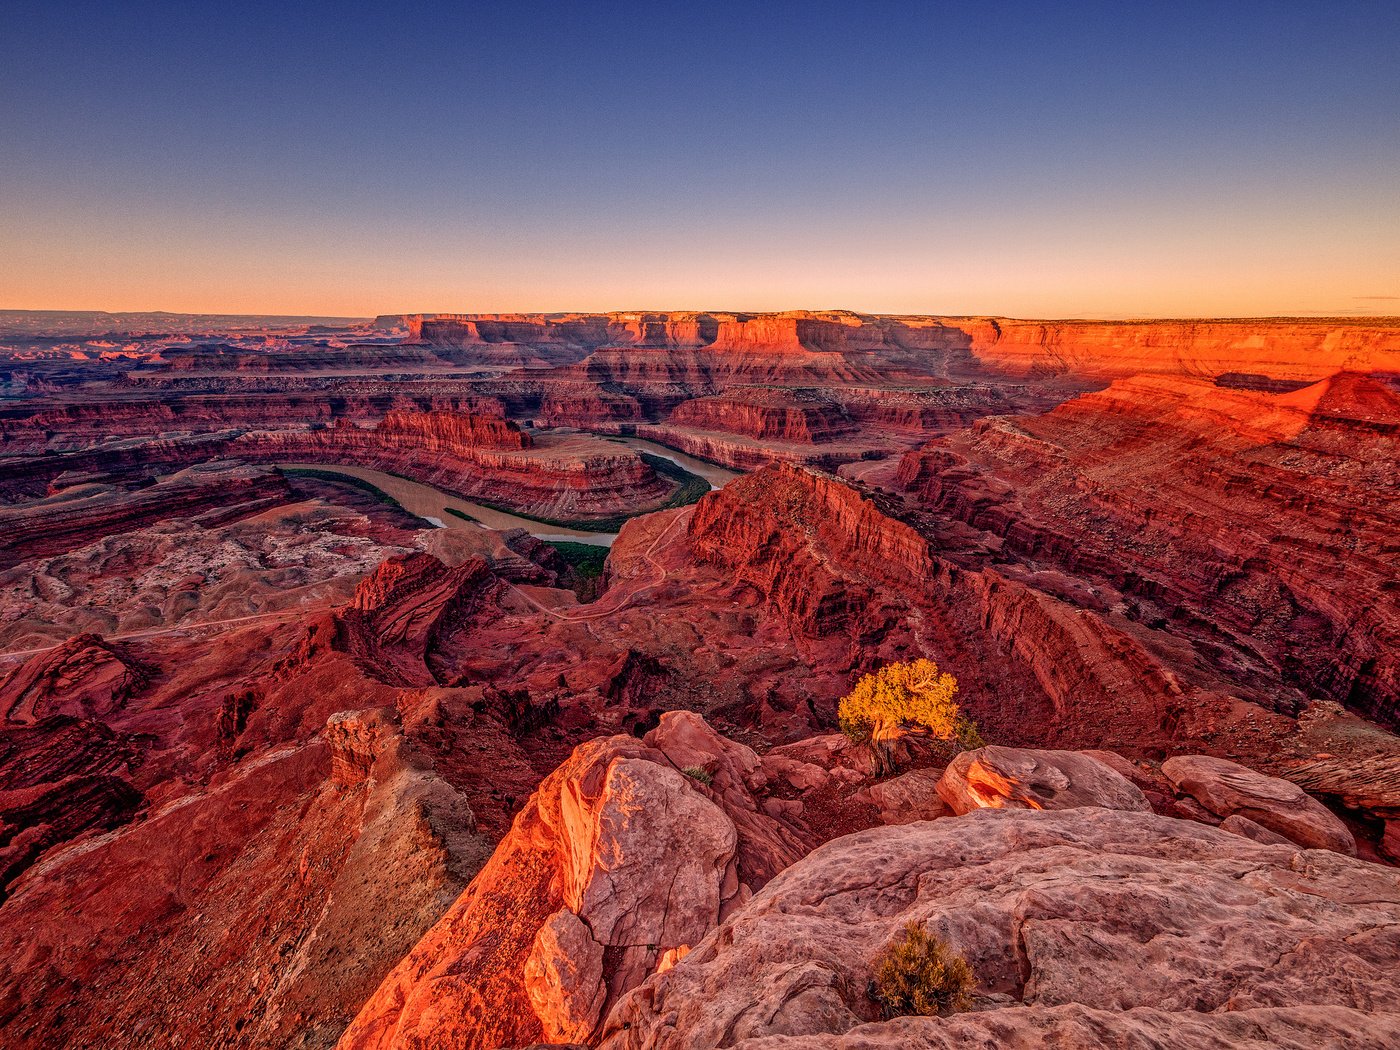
[{"left": 0, "top": 309, "right": 1397, "bottom": 1048}]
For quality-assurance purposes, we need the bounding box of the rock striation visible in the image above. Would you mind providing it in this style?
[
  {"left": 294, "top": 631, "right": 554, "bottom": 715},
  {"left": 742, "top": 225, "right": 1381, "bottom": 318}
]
[
  {"left": 687, "top": 463, "right": 932, "bottom": 643},
  {"left": 668, "top": 390, "right": 855, "bottom": 443},
  {"left": 936, "top": 745, "right": 1152, "bottom": 814},
  {"left": 897, "top": 372, "right": 1400, "bottom": 730},
  {"left": 0, "top": 634, "right": 150, "bottom": 724},
  {"left": 1163, "top": 754, "right": 1355, "bottom": 854}
]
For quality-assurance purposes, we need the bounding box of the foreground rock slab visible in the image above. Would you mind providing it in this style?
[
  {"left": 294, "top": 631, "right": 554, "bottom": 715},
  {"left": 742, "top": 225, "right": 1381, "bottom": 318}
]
[{"left": 602, "top": 808, "right": 1400, "bottom": 1049}]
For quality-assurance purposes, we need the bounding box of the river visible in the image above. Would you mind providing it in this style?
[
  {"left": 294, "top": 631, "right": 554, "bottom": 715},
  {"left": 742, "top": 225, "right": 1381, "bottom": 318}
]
[
  {"left": 276, "top": 462, "right": 622, "bottom": 546},
  {"left": 601, "top": 435, "right": 740, "bottom": 489},
  {"left": 277, "top": 440, "right": 739, "bottom": 550}
]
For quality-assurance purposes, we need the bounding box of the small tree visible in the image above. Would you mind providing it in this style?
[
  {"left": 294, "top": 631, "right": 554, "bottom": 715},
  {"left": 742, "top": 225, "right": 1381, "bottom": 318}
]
[
  {"left": 872, "top": 920, "right": 973, "bottom": 1018},
  {"left": 838, "top": 658, "right": 980, "bottom": 775}
]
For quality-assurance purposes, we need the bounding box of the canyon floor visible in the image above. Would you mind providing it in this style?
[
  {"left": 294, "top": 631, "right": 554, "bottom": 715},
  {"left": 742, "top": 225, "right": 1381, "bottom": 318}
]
[{"left": 1, "top": 309, "right": 1398, "bottom": 1048}]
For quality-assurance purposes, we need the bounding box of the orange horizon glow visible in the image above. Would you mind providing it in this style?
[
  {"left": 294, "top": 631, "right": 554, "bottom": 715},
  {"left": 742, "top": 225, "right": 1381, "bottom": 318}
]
[{"left": 6, "top": 205, "right": 1395, "bottom": 321}]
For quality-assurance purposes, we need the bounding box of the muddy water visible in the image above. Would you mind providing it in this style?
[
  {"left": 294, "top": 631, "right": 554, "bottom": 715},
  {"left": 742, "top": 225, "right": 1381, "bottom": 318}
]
[
  {"left": 277, "top": 462, "right": 618, "bottom": 547},
  {"left": 603, "top": 436, "right": 741, "bottom": 488}
]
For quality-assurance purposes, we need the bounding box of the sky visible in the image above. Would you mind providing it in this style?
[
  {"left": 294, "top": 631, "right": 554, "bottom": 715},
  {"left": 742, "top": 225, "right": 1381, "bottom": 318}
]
[{"left": 2, "top": 0, "right": 1398, "bottom": 318}]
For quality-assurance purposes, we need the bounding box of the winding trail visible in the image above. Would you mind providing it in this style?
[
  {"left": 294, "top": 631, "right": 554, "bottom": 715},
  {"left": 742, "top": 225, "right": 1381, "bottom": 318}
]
[{"left": 515, "top": 509, "right": 690, "bottom": 623}]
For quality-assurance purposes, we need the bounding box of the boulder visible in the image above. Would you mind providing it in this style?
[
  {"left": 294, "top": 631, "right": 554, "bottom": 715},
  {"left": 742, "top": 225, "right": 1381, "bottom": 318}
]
[
  {"left": 523, "top": 909, "right": 606, "bottom": 1043},
  {"left": 602, "top": 808, "right": 1400, "bottom": 1049},
  {"left": 852, "top": 767, "right": 949, "bottom": 825},
  {"left": 1162, "top": 754, "right": 1355, "bottom": 855},
  {"left": 1222, "top": 814, "right": 1296, "bottom": 847},
  {"left": 936, "top": 746, "right": 1152, "bottom": 815},
  {"left": 338, "top": 714, "right": 810, "bottom": 1050}
]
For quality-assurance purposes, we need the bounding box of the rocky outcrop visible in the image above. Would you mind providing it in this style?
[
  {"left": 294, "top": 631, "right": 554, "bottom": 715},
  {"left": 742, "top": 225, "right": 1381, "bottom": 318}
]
[
  {"left": 314, "top": 552, "right": 502, "bottom": 687},
  {"left": 234, "top": 412, "right": 674, "bottom": 521},
  {"left": 0, "top": 462, "right": 292, "bottom": 568},
  {"left": 367, "top": 408, "right": 530, "bottom": 450},
  {"left": 396, "top": 312, "right": 1400, "bottom": 383},
  {"left": 687, "top": 463, "right": 931, "bottom": 642},
  {"left": 936, "top": 746, "right": 1152, "bottom": 814},
  {"left": 679, "top": 461, "right": 1277, "bottom": 758},
  {"left": 897, "top": 372, "right": 1400, "bottom": 730},
  {"left": 602, "top": 808, "right": 1400, "bottom": 1048},
  {"left": 709, "top": 315, "right": 867, "bottom": 355},
  {"left": 338, "top": 713, "right": 809, "bottom": 1050},
  {"left": 625, "top": 423, "right": 878, "bottom": 471},
  {"left": 850, "top": 767, "right": 948, "bottom": 824},
  {"left": 669, "top": 390, "right": 855, "bottom": 443},
  {"left": 1280, "top": 751, "right": 1400, "bottom": 860},
  {"left": 0, "top": 634, "right": 150, "bottom": 724},
  {"left": 1162, "top": 754, "right": 1356, "bottom": 854},
  {"left": 0, "top": 716, "right": 142, "bottom": 901}
]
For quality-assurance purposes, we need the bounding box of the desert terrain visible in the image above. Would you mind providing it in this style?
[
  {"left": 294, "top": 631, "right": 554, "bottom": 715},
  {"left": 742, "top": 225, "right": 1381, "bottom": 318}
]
[{"left": 1, "top": 309, "right": 1398, "bottom": 1048}]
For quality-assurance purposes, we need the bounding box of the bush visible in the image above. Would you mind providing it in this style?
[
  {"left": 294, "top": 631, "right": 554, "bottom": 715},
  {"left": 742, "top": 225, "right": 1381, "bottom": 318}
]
[
  {"left": 837, "top": 659, "right": 980, "bottom": 774},
  {"left": 681, "top": 765, "right": 713, "bottom": 786},
  {"left": 549, "top": 540, "right": 610, "bottom": 579},
  {"left": 872, "top": 920, "right": 973, "bottom": 1018}
]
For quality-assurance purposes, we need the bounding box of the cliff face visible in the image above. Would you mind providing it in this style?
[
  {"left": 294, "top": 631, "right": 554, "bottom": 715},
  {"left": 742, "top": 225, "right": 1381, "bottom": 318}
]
[
  {"left": 681, "top": 463, "right": 1325, "bottom": 766},
  {"left": 898, "top": 372, "right": 1400, "bottom": 728},
  {"left": 688, "top": 463, "right": 933, "bottom": 641},
  {"left": 338, "top": 713, "right": 810, "bottom": 1050},
  {"left": 399, "top": 311, "right": 1399, "bottom": 383},
  {"left": 372, "top": 408, "right": 530, "bottom": 450},
  {"left": 668, "top": 390, "right": 855, "bottom": 443},
  {"left": 330, "top": 552, "right": 501, "bottom": 687},
  {"left": 962, "top": 317, "right": 1400, "bottom": 380},
  {"left": 603, "top": 313, "right": 724, "bottom": 348}
]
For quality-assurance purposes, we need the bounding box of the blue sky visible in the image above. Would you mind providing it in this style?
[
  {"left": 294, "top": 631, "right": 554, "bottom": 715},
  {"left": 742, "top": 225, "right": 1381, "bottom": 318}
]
[{"left": 2, "top": 1, "right": 1397, "bottom": 316}]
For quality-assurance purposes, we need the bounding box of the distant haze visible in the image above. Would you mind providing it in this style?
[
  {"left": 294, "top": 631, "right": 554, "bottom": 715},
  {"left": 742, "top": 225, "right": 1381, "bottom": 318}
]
[{"left": 2, "top": 1, "right": 1397, "bottom": 318}]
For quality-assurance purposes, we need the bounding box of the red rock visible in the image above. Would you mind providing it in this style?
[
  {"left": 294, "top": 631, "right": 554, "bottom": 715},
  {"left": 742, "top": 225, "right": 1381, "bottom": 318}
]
[
  {"left": 1162, "top": 754, "right": 1355, "bottom": 854},
  {"left": 325, "top": 707, "right": 402, "bottom": 787},
  {"left": 1221, "top": 814, "right": 1297, "bottom": 846},
  {"left": 338, "top": 714, "right": 809, "bottom": 1050},
  {"left": 852, "top": 767, "right": 949, "bottom": 824},
  {"left": 0, "top": 634, "right": 149, "bottom": 723},
  {"left": 4, "top": 308, "right": 1399, "bottom": 1045},
  {"left": 1279, "top": 751, "right": 1400, "bottom": 829},
  {"left": 687, "top": 462, "right": 932, "bottom": 642},
  {"left": 233, "top": 412, "right": 674, "bottom": 521},
  {"left": 963, "top": 318, "right": 1400, "bottom": 380},
  {"left": 936, "top": 746, "right": 1152, "bottom": 814},
  {"left": 669, "top": 390, "right": 855, "bottom": 443},
  {"left": 0, "top": 462, "right": 292, "bottom": 567},
  {"left": 896, "top": 373, "right": 1400, "bottom": 731},
  {"left": 602, "top": 808, "right": 1400, "bottom": 1049},
  {"left": 523, "top": 909, "right": 607, "bottom": 1043}
]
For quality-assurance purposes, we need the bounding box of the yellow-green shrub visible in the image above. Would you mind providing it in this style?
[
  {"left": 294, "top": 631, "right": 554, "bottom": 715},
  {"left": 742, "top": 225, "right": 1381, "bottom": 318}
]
[{"left": 872, "top": 920, "right": 973, "bottom": 1018}]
